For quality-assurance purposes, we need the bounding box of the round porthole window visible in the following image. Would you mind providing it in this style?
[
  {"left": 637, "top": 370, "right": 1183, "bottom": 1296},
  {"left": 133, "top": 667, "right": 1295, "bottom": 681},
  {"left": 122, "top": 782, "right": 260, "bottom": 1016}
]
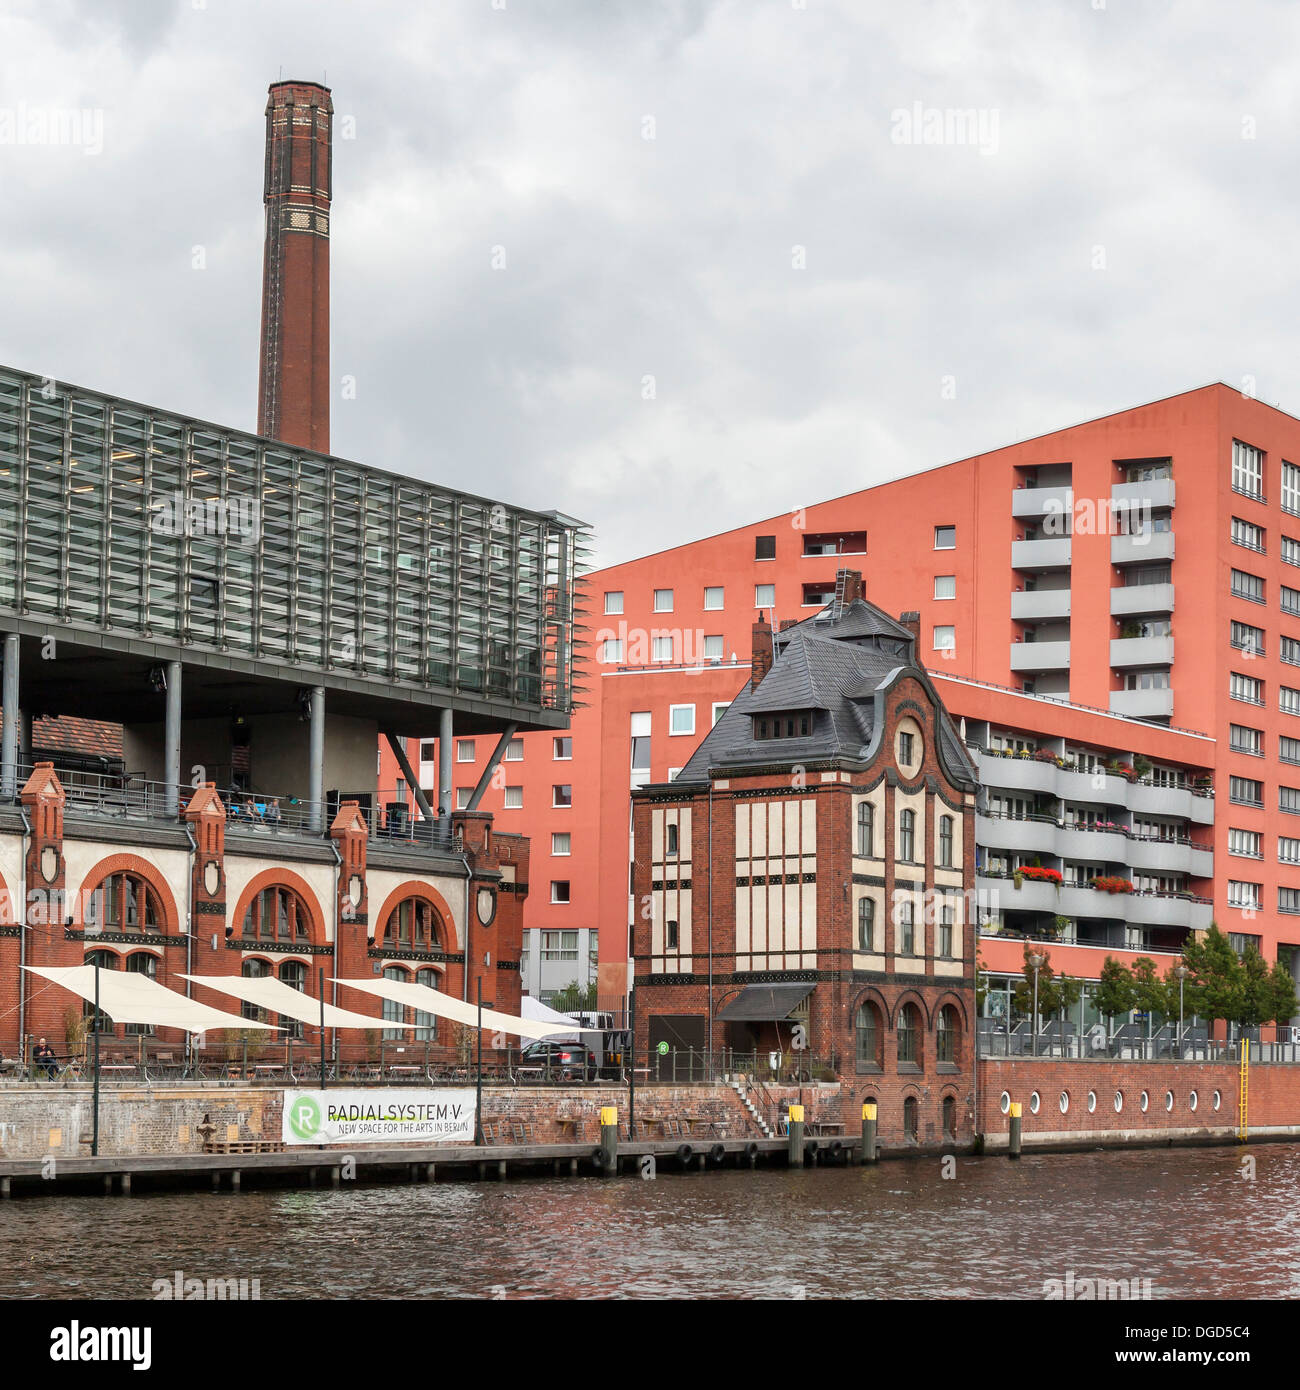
[
  {"left": 1140, "top": 1090, "right": 1149, "bottom": 1113},
  {"left": 1114, "top": 1090, "right": 1124, "bottom": 1113},
  {"left": 1087, "top": 1090, "right": 1097, "bottom": 1113},
  {"left": 1029, "top": 1091, "right": 1041, "bottom": 1115},
  {"left": 1213, "top": 1090, "right": 1222, "bottom": 1112},
  {"left": 1189, "top": 1090, "right": 1198, "bottom": 1112},
  {"left": 1000, "top": 1091, "right": 1011, "bottom": 1115},
  {"left": 1165, "top": 1090, "right": 1174, "bottom": 1112},
  {"left": 1059, "top": 1091, "right": 1069, "bottom": 1114}
]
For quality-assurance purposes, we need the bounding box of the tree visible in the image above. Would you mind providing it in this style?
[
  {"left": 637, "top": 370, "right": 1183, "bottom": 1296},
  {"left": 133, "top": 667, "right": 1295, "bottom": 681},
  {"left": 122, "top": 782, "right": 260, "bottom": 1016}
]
[
  {"left": 1095, "top": 957, "right": 1136, "bottom": 1029},
  {"left": 1130, "top": 957, "right": 1172, "bottom": 1025},
  {"left": 550, "top": 979, "right": 597, "bottom": 1014},
  {"left": 1179, "top": 924, "right": 1244, "bottom": 1025},
  {"left": 1268, "top": 959, "right": 1300, "bottom": 1027},
  {"left": 1238, "top": 948, "right": 1274, "bottom": 1029},
  {"left": 1012, "top": 945, "right": 1077, "bottom": 1021}
]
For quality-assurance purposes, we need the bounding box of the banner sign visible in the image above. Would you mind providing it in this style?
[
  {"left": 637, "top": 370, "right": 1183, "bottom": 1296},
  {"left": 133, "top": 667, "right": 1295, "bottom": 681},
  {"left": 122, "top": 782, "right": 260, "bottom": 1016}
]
[{"left": 282, "top": 1089, "right": 477, "bottom": 1145}]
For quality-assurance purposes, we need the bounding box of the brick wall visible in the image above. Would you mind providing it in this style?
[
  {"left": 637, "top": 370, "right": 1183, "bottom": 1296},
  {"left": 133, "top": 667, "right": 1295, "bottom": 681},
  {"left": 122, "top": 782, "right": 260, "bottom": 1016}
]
[{"left": 978, "top": 1057, "right": 1300, "bottom": 1148}]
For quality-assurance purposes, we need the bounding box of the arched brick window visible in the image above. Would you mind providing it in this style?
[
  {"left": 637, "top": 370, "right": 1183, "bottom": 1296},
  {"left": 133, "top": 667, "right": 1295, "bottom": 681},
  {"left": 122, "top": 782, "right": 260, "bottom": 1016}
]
[
  {"left": 936, "top": 1004, "right": 960, "bottom": 1065},
  {"left": 856, "top": 801, "right": 874, "bottom": 857},
  {"left": 383, "top": 896, "right": 443, "bottom": 952},
  {"left": 942, "top": 1094, "right": 957, "bottom": 1141},
  {"left": 86, "top": 871, "right": 163, "bottom": 933},
  {"left": 897, "top": 1002, "right": 921, "bottom": 1066},
  {"left": 855, "top": 1000, "right": 882, "bottom": 1069},
  {"left": 83, "top": 948, "right": 118, "bottom": 1031},
  {"left": 243, "top": 885, "right": 312, "bottom": 942},
  {"left": 903, "top": 1095, "right": 919, "bottom": 1142},
  {"left": 240, "top": 957, "right": 271, "bottom": 1023},
  {"left": 857, "top": 898, "right": 875, "bottom": 950}
]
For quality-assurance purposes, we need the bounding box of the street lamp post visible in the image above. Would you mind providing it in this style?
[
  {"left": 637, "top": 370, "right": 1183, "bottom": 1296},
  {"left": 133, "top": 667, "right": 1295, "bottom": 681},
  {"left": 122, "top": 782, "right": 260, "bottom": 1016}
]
[
  {"left": 1028, "top": 951, "right": 1046, "bottom": 1058},
  {"left": 1172, "top": 964, "right": 1189, "bottom": 1058}
]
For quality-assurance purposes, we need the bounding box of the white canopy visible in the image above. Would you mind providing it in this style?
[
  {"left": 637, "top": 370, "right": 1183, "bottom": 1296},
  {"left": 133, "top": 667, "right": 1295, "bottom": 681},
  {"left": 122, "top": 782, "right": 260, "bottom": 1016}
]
[
  {"left": 180, "top": 974, "right": 411, "bottom": 1031},
  {"left": 334, "top": 976, "right": 572, "bottom": 1043},
  {"left": 25, "top": 965, "right": 280, "bottom": 1034},
  {"left": 519, "top": 995, "right": 600, "bottom": 1033}
]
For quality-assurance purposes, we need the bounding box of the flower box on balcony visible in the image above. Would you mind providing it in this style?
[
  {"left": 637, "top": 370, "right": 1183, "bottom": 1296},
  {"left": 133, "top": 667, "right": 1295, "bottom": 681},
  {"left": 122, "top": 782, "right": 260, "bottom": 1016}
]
[
  {"left": 1089, "top": 875, "right": 1134, "bottom": 894},
  {"left": 1015, "top": 866, "right": 1063, "bottom": 887}
]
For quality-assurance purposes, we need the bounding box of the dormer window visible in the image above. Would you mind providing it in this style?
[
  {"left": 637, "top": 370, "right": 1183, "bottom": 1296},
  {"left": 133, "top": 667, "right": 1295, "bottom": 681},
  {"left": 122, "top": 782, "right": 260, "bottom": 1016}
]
[{"left": 753, "top": 710, "right": 813, "bottom": 740}]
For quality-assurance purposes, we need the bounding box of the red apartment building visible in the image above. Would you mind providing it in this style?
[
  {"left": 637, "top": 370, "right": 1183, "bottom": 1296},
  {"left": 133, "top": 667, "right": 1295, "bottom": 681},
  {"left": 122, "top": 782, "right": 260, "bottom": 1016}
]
[{"left": 383, "top": 384, "right": 1300, "bottom": 1022}]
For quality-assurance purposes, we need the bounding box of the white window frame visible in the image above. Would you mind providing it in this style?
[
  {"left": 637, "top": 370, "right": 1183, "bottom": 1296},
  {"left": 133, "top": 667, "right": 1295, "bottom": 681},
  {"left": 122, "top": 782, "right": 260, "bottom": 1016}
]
[
  {"left": 933, "top": 625, "right": 955, "bottom": 651},
  {"left": 455, "top": 739, "right": 476, "bottom": 762},
  {"left": 703, "top": 634, "right": 725, "bottom": 660},
  {"left": 504, "top": 738, "right": 524, "bottom": 761},
  {"left": 503, "top": 786, "right": 523, "bottom": 809},
  {"left": 551, "top": 832, "right": 571, "bottom": 857},
  {"left": 712, "top": 701, "right": 729, "bottom": 725},
  {"left": 934, "top": 575, "right": 956, "bottom": 600},
  {"left": 934, "top": 525, "right": 956, "bottom": 550},
  {"left": 550, "top": 881, "right": 571, "bottom": 905},
  {"left": 600, "top": 638, "right": 624, "bottom": 663},
  {"left": 755, "top": 584, "right": 776, "bottom": 608},
  {"left": 703, "top": 586, "right": 724, "bottom": 610},
  {"left": 653, "top": 589, "right": 674, "bottom": 613},
  {"left": 1232, "top": 440, "right": 1264, "bottom": 500},
  {"left": 651, "top": 635, "right": 674, "bottom": 663},
  {"left": 552, "top": 737, "right": 572, "bottom": 760},
  {"left": 669, "top": 704, "right": 696, "bottom": 737},
  {"left": 604, "top": 591, "right": 624, "bottom": 615}
]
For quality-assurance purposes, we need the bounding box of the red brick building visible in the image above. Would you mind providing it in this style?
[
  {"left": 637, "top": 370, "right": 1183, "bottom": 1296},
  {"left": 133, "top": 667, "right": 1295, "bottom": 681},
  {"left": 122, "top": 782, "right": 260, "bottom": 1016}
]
[{"left": 631, "top": 579, "right": 979, "bottom": 1147}]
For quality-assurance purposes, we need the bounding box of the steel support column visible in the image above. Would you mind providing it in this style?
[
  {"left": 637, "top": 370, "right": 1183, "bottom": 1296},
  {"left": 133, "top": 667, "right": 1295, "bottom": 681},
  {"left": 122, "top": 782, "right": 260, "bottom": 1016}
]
[
  {"left": 308, "top": 685, "right": 325, "bottom": 832},
  {"left": 0, "top": 633, "right": 17, "bottom": 799}
]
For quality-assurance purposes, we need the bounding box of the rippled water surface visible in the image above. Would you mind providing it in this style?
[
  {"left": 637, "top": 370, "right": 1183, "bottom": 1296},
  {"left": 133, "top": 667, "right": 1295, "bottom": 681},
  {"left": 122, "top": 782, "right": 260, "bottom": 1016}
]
[{"left": 2, "top": 1145, "right": 1296, "bottom": 1299}]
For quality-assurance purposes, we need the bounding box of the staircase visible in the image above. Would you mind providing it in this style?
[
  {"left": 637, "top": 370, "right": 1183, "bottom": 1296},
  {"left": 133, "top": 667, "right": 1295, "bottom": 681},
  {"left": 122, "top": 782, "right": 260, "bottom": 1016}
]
[{"left": 729, "top": 1078, "right": 774, "bottom": 1138}]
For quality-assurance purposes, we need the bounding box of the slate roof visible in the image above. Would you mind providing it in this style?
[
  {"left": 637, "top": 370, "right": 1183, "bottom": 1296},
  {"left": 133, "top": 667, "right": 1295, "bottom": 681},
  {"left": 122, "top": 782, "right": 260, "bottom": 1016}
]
[{"left": 671, "top": 598, "right": 977, "bottom": 789}]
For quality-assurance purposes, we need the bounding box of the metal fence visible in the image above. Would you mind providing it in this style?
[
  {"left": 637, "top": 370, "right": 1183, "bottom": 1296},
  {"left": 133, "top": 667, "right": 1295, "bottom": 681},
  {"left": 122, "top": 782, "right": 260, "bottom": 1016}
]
[{"left": 978, "top": 1019, "right": 1300, "bottom": 1064}]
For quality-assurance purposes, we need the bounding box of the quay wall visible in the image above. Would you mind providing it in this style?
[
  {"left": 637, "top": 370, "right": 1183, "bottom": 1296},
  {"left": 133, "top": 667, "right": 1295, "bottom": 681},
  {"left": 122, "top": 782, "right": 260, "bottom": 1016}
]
[
  {"left": 0, "top": 1082, "right": 847, "bottom": 1159},
  {"left": 977, "top": 1058, "right": 1300, "bottom": 1150}
]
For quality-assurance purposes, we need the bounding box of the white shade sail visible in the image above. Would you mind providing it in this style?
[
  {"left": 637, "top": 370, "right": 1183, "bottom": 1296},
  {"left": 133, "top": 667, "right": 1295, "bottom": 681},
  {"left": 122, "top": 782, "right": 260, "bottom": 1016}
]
[
  {"left": 519, "top": 995, "right": 600, "bottom": 1033},
  {"left": 24, "top": 965, "right": 280, "bottom": 1034},
  {"left": 180, "top": 974, "right": 411, "bottom": 1031},
  {"left": 334, "top": 976, "right": 573, "bottom": 1042}
]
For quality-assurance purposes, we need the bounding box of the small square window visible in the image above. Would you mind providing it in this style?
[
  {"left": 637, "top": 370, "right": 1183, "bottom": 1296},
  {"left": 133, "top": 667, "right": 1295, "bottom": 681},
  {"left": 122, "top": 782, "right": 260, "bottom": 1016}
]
[
  {"left": 504, "top": 738, "right": 524, "bottom": 761},
  {"left": 933, "top": 625, "right": 955, "bottom": 651},
  {"left": 604, "top": 591, "right": 624, "bottom": 615},
  {"left": 455, "top": 787, "right": 472, "bottom": 810},
  {"left": 652, "top": 635, "right": 674, "bottom": 662},
  {"left": 934, "top": 575, "right": 956, "bottom": 600},
  {"left": 553, "top": 736, "right": 572, "bottom": 759},
  {"left": 551, "top": 881, "right": 571, "bottom": 905},
  {"left": 755, "top": 583, "right": 776, "bottom": 608},
  {"left": 667, "top": 767, "right": 682, "bottom": 781},
  {"left": 455, "top": 739, "right": 476, "bottom": 762},
  {"left": 653, "top": 589, "right": 674, "bottom": 612},
  {"left": 551, "top": 832, "right": 571, "bottom": 856},
  {"left": 600, "top": 638, "right": 624, "bottom": 663},
  {"left": 504, "top": 786, "right": 523, "bottom": 808},
  {"left": 553, "top": 784, "right": 573, "bottom": 807},
  {"left": 704, "top": 634, "right": 724, "bottom": 660},
  {"left": 934, "top": 525, "right": 956, "bottom": 549},
  {"left": 712, "top": 701, "right": 729, "bottom": 725},
  {"left": 670, "top": 705, "right": 696, "bottom": 736},
  {"left": 755, "top": 535, "right": 776, "bottom": 560},
  {"left": 419, "top": 741, "right": 437, "bottom": 762},
  {"left": 704, "top": 586, "right": 724, "bottom": 610}
]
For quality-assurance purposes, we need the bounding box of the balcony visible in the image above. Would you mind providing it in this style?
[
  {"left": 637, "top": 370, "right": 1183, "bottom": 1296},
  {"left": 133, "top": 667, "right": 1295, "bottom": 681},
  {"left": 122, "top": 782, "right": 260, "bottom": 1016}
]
[
  {"left": 1126, "top": 836, "right": 1214, "bottom": 878},
  {"left": 1012, "top": 537, "right": 1072, "bottom": 570},
  {"left": 1011, "top": 588, "right": 1071, "bottom": 621},
  {"left": 1110, "top": 635, "right": 1174, "bottom": 668},
  {"left": 977, "top": 813, "right": 1061, "bottom": 857},
  {"left": 1109, "top": 687, "right": 1173, "bottom": 720},
  {"left": 975, "top": 751, "right": 1061, "bottom": 795},
  {"left": 1057, "top": 822, "right": 1130, "bottom": 862},
  {"left": 1125, "top": 892, "right": 1214, "bottom": 930},
  {"left": 1112, "top": 531, "right": 1175, "bottom": 565},
  {"left": 978, "top": 873, "right": 1213, "bottom": 930},
  {"left": 1012, "top": 485, "right": 1074, "bottom": 520},
  {"left": 1112, "top": 478, "right": 1176, "bottom": 512},
  {"left": 1110, "top": 583, "right": 1175, "bottom": 617},
  {"left": 1010, "top": 639, "right": 1071, "bottom": 672},
  {"left": 1129, "top": 779, "right": 1214, "bottom": 824}
]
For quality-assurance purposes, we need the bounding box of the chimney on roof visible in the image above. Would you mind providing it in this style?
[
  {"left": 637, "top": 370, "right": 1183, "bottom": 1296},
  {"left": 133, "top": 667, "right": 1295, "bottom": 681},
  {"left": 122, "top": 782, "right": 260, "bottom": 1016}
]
[
  {"left": 836, "top": 568, "right": 864, "bottom": 606},
  {"left": 258, "top": 80, "right": 333, "bottom": 453},
  {"left": 900, "top": 611, "right": 921, "bottom": 645},
  {"left": 751, "top": 618, "right": 774, "bottom": 689}
]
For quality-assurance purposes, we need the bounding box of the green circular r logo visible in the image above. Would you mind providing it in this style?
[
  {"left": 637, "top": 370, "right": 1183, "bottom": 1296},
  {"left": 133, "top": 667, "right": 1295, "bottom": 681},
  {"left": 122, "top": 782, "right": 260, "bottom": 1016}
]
[{"left": 289, "top": 1096, "right": 321, "bottom": 1140}]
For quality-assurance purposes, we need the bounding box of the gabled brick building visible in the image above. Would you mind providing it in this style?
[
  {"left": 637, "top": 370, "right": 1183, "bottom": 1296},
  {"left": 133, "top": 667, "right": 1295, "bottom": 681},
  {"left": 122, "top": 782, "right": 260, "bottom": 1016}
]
[{"left": 631, "top": 576, "right": 980, "bottom": 1147}]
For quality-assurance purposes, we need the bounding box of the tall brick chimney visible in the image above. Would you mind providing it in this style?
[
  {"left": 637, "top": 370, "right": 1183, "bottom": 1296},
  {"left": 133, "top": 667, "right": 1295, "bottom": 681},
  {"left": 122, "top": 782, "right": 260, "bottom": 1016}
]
[
  {"left": 258, "top": 81, "right": 333, "bottom": 452},
  {"left": 751, "top": 618, "right": 774, "bottom": 688},
  {"left": 900, "top": 611, "right": 921, "bottom": 645}
]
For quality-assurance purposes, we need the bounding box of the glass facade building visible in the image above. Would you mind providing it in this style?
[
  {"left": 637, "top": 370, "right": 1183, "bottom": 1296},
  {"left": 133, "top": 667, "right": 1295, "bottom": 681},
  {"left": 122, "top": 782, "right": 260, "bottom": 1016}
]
[{"left": 0, "top": 366, "right": 585, "bottom": 727}]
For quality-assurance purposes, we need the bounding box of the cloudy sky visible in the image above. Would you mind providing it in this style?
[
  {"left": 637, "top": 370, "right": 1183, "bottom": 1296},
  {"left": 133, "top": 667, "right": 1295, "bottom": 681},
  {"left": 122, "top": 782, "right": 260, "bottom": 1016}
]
[{"left": 0, "top": 0, "right": 1294, "bottom": 567}]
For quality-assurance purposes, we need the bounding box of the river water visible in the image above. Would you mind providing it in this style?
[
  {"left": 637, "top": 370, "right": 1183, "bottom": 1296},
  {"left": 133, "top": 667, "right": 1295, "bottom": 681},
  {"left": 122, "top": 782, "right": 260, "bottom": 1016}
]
[{"left": 2, "top": 1145, "right": 1296, "bottom": 1300}]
